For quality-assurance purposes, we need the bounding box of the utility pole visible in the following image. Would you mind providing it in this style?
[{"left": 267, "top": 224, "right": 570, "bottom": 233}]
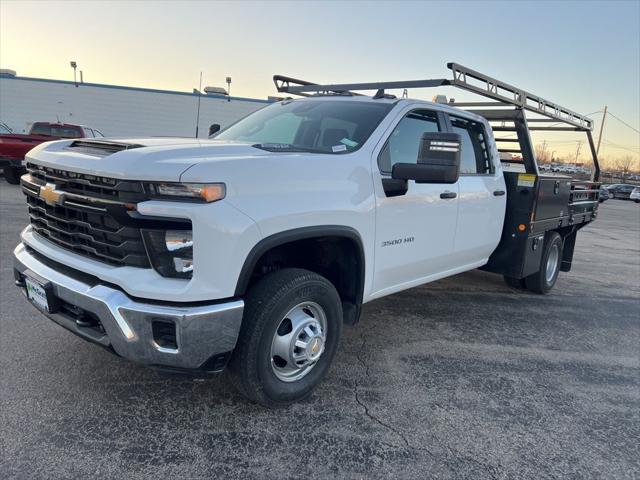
[
  {"left": 195, "top": 71, "right": 203, "bottom": 138},
  {"left": 596, "top": 106, "right": 607, "bottom": 155},
  {"left": 574, "top": 141, "right": 583, "bottom": 163}
]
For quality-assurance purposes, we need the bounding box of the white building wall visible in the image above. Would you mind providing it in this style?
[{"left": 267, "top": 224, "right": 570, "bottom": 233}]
[{"left": 0, "top": 76, "right": 269, "bottom": 138}]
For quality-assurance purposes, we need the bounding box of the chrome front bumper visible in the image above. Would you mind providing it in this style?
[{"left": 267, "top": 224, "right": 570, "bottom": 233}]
[{"left": 13, "top": 243, "right": 244, "bottom": 371}]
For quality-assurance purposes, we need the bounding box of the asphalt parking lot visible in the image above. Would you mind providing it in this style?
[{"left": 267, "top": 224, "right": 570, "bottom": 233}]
[{"left": 1, "top": 182, "right": 638, "bottom": 480}]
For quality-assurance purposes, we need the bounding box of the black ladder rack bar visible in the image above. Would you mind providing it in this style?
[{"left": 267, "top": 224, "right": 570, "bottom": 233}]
[
  {"left": 528, "top": 127, "right": 585, "bottom": 132},
  {"left": 447, "top": 63, "right": 593, "bottom": 130},
  {"left": 449, "top": 102, "right": 511, "bottom": 107},
  {"left": 273, "top": 75, "right": 317, "bottom": 97},
  {"left": 278, "top": 78, "right": 449, "bottom": 95}
]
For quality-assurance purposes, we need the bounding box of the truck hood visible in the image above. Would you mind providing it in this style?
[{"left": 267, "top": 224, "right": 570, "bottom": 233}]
[{"left": 25, "top": 138, "right": 272, "bottom": 182}]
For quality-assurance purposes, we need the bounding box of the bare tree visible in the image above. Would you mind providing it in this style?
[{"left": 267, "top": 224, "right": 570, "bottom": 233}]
[
  {"left": 535, "top": 142, "right": 551, "bottom": 164},
  {"left": 616, "top": 156, "right": 635, "bottom": 179}
]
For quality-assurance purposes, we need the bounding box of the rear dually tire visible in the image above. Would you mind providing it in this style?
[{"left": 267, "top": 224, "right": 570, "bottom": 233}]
[{"left": 524, "top": 232, "right": 563, "bottom": 294}]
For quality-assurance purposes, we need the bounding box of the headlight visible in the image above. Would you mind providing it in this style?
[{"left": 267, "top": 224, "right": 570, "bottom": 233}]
[
  {"left": 142, "top": 229, "right": 193, "bottom": 279},
  {"left": 144, "top": 182, "right": 225, "bottom": 203}
]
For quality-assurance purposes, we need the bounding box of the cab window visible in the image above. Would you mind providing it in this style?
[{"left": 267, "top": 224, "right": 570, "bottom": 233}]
[{"left": 378, "top": 110, "right": 441, "bottom": 174}]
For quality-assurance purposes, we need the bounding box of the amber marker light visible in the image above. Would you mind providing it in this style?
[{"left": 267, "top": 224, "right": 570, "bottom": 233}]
[
  {"left": 199, "top": 184, "right": 226, "bottom": 202},
  {"left": 145, "top": 183, "right": 226, "bottom": 203}
]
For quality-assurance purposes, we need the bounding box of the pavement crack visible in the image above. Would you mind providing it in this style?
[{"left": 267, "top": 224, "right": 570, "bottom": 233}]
[{"left": 352, "top": 334, "right": 436, "bottom": 457}]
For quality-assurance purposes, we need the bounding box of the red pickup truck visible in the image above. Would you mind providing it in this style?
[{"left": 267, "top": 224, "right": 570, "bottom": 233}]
[{"left": 0, "top": 122, "right": 103, "bottom": 184}]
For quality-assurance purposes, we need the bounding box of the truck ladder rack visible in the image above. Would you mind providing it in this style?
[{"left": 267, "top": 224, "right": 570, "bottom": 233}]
[
  {"left": 273, "top": 62, "right": 600, "bottom": 181},
  {"left": 274, "top": 62, "right": 594, "bottom": 131}
]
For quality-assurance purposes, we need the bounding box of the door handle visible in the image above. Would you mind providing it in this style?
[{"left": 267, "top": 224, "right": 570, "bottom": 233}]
[
  {"left": 440, "top": 191, "right": 457, "bottom": 199},
  {"left": 493, "top": 190, "right": 506, "bottom": 196}
]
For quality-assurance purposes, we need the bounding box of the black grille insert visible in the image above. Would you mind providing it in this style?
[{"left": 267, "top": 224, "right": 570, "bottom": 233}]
[{"left": 22, "top": 165, "right": 188, "bottom": 269}]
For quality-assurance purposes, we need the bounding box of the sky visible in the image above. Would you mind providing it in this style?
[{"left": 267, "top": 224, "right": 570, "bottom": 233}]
[{"left": 1, "top": 0, "right": 639, "bottom": 167}]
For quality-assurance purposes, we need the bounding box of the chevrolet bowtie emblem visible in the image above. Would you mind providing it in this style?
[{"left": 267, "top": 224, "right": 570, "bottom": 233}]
[{"left": 39, "top": 183, "right": 64, "bottom": 206}]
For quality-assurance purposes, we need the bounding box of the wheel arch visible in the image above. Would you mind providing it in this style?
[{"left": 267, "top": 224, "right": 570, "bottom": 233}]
[{"left": 234, "top": 225, "right": 366, "bottom": 324}]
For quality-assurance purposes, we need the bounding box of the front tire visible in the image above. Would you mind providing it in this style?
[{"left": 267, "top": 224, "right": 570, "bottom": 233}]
[
  {"left": 3, "top": 166, "right": 22, "bottom": 185},
  {"left": 525, "top": 232, "right": 563, "bottom": 294},
  {"left": 227, "top": 268, "right": 343, "bottom": 407}
]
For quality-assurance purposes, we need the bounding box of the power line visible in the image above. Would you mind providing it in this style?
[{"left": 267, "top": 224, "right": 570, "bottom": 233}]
[
  {"left": 602, "top": 140, "right": 639, "bottom": 150},
  {"left": 606, "top": 111, "right": 640, "bottom": 135},
  {"left": 601, "top": 141, "right": 640, "bottom": 155}
]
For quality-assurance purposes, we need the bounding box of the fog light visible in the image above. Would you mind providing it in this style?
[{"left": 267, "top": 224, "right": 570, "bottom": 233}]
[
  {"left": 142, "top": 229, "right": 193, "bottom": 279},
  {"left": 165, "top": 230, "right": 193, "bottom": 251}
]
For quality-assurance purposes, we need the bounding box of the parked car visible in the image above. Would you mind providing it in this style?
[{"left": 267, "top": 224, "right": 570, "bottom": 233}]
[
  {"left": 599, "top": 187, "right": 610, "bottom": 202},
  {"left": 0, "top": 122, "right": 103, "bottom": 184},
  {"left": 608, "top": 184, "right": 637, "bottom": 200},
  {"left": 630, "top": 187, "right": 640, "bottom": 203},
  {"left": 12, "top": 62, "right": 603, "bottom": 407}
]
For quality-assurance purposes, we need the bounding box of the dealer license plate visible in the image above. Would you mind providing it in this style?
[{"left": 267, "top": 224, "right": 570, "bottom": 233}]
[{"left": 25, "top": 277, "right": 50, "bottom": 312}]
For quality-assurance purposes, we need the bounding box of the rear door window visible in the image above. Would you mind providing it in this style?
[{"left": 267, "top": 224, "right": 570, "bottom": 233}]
[{"left": 450, "top": 116, "right": 492, "bottom": 174}]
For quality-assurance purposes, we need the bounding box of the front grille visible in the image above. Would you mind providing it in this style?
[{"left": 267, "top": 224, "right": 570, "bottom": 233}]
[
  {"left": 27, "top": 162, "right": 147, "bottom": 203},
  {"left": 22, "top": 164, "right": 157, "bottom": 268}
]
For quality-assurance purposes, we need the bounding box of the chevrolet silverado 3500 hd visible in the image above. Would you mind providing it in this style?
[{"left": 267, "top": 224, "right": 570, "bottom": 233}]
[{"left": 13, "top": 63, "right": 601, "bottom": 406}]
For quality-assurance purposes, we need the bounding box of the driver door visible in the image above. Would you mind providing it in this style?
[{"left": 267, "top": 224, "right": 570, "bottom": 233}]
[{"left": 371, "top": 108, "right": 460, "bottom": 298}]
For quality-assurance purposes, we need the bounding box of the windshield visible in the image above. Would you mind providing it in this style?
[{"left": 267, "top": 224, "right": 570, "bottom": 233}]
[
  {"left": 215, "top": 100, "right": 393, "bottom": 154},
  {"left": 0, "top": 123, "right": 11, "bottom": 134}
]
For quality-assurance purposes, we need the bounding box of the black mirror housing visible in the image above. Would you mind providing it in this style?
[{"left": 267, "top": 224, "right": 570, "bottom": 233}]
[
  {"left": 391, "top": 132, "right": 461, "bottom": 184},
  {"left": 208, "top": 124, "right": 221, "bottom": 137},
  {"left": 417, "top": 132, "right": 461, "bottom": 183}
]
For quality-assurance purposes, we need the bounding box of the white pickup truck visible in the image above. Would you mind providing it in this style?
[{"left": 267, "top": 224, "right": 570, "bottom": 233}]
[{"left": 12, "top": 63, "right": 601, "bottom": 406}]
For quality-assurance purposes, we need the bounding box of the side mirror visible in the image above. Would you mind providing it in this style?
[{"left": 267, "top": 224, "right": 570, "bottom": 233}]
[
  {"left": 392, "top": 132, "right": 461, "bottom": 184},
  {"left": 208, "top": 124, "right": 221, "bottom": 137}
]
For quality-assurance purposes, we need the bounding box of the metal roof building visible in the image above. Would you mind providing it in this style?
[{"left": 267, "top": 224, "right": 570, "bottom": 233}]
[{"left": 0, "top": 72, "right": 271, "bottom": 138}]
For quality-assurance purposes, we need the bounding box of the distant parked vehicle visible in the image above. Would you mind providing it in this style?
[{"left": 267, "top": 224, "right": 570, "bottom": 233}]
[
  {"left": 0, "top": 122, "right": 104, "bottom": 184},
  {"left": 608, "top": 184, "right": 636, "bottom": 200},
  {"left": 599, "top": 187, "right": 610, "bottom": 203},
  {"left": 630, "top": 187, "right": 640, "bottom": 203}
]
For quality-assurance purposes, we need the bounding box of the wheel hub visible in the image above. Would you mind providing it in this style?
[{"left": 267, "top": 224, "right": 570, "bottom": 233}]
[
  {"left": 546, "top": 243, "right": 560, "bottom": 283},
  {"left": 271, "top": 302, "right": 327, "bottom": 382}
]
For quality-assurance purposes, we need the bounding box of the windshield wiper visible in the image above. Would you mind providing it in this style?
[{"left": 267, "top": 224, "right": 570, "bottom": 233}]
[{"left": 252, "top": 143, "right": 325, "bottom": 154}]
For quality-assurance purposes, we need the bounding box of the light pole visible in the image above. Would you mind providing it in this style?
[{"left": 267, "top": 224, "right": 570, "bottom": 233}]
[
  {"left": 226, "top": 77, "right": 231, "bottom": 102},
  {"left": 70, "top": 61, "right": 78, "bottom": 87}
]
